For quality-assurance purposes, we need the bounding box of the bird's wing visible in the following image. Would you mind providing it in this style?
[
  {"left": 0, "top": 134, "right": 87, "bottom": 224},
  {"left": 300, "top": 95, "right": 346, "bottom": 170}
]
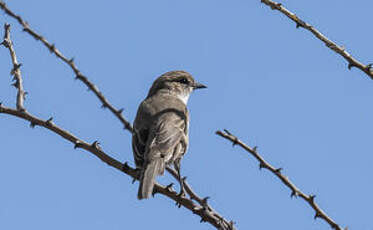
[
  {"left": 137, "top": 112, "right": 187, "bottom": 199},
  {"left": 132, "top": 126, "right": 148, "bottom": 168},
  {"left": 146, "top": 112, "right": 187, "bottom": 165}
]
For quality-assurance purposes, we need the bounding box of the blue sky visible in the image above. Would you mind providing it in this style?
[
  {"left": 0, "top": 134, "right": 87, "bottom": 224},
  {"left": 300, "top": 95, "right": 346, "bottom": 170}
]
[{"left": 1, "top": 1, "right": 373, "bottom": 229}]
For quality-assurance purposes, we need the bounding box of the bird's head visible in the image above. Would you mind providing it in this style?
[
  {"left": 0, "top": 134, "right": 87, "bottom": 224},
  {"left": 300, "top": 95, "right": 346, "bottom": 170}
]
[{"left": 147, "top": 70, "right": 206, "bottom": 104}]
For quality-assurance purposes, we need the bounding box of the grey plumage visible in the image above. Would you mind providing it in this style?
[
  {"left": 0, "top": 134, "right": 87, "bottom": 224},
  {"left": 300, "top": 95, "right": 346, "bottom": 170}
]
[{"left": 132, "top": 71, "right": 206, "bottom": 199}]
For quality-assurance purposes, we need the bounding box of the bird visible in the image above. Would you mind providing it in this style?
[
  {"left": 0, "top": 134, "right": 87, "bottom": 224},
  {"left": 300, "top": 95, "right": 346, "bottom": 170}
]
[{"left": 132, "top": 70, "right": 206, "bottom": 199}]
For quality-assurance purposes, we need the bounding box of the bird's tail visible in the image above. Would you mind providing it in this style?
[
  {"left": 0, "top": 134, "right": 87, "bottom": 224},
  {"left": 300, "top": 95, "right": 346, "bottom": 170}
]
[{"left": 138, "top": 158, "right": 164, "bottom": 199}]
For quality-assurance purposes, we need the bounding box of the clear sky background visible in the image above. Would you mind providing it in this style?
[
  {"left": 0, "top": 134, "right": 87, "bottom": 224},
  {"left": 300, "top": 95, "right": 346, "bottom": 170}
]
[{"left": 1, "top": 1, "right": 372, "bottom": 230}]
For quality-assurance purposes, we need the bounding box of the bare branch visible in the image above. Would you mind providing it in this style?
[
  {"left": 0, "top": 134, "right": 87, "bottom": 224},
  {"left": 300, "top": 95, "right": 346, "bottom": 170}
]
[
  {"left": 167, "top": 167, "right": 212, "bottom": 210},
  {"left": 0, "top": 103, "right": 235, "bottom": 230},
  {"left": 0, "top": 1, "right": 133, "bottom": 131},
  {"left": 260, "top": 0, "right": 373, "bottom": 80},
  {"left": 1, "top": 23, "right": 26, "bottom": 111},
  {"left": 216, "top": 129, "right": 343, "bottom": 230}
]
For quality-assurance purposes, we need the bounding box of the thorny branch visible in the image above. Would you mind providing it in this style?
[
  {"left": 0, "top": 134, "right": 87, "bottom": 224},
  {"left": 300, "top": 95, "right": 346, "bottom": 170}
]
[
  {"left": 1, "top": 23, "right": 25, "bottom": 111},
  {"left": 0, "top": 103, "right": 235, "bottom": 230},
  {"left": 216, "top": 129, "right": 344, "bottom": 230},
  {"left": 0, "top": 1, "right": 133, "bottom": 132},
  {"left": 260, "top": 0, "right": 373, "bottom": 80},
  {"left": 2, "top": 1, "right": 356, "bottom": 229},
  {"left": 166, "top": 167, "right": 212, "bottom": 210},
  {"left": 0, "top": 3, "right": 236, "bottom": 229}
]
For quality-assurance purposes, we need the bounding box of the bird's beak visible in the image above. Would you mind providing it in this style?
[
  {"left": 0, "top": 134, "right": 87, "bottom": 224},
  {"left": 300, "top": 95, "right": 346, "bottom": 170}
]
[{"left": 193, "top": 82, "right": 207, "bottom": 90}]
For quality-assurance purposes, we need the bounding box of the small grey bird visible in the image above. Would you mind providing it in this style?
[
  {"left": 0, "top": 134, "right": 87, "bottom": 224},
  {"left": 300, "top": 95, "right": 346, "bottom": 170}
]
[{"left": 132, "top": 70, "right": 206, "bottom": 199}]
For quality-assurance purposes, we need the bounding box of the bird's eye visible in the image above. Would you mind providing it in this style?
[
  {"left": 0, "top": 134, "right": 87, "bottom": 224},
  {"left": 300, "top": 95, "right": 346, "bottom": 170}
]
[{"left": 178, "top": 78, "right": 189, "bottom": 84}]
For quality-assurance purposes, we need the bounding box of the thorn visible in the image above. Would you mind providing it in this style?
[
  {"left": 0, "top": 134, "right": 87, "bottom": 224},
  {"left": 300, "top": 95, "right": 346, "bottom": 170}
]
[
  {"left": 49, "top": 44, "right": 55, "bottom": 53},
  {"left": 29, "top": 121, "right": 36, "bottom": 128},
  {"left": 132, "top": 178, "right": 136, "bottom": 184},
  {"left": 74, "top": 141, "right": 81, "bottom": 149},
  {"left": 0, "top": 40, "right": 7, "bottom": 47},
  {"left": 314, "top": 212, "right": 321, "bottom": 220},
  {"left": 11, "top": 81, "right": 18, "bottom": 88},
  {"left": 348, "top": 63, "right": 356, "bottom": 70},
  {"left": 101, "top": 104, "right": 107, "bottom": 109},
  {"left": 253, "top": 146, "right": 258, "bottom": 152},
  {"left": 275, "top": 167, "right": 283, "bottom": 173},
  {"left": 259, "top": 163, "right": 265, "bottom": 170},
  {"left": 118, "top": 108, "right": 124, "bottom": 114},
  {"left": 124, "top": 124, "right": 133, "bottom": 132},
  {"left": 296, "top": 19, "right": 306, "bottom": 29},
  {"left": 232, "top": 137, "right": 239, "bottom": 147},
  {"left": 122, "top": 161, "right": 130, "bottom": 172},
  {"left": 14, "top": 63, "right": 22, "bottom": 69},
  {"left": 2, "top": 37, "right": 10, "bottom": 48},
  {"left": 75, "top": 73, "right": 83, "bottom": 80},
  {"left": 200, "top": 217, "right": 207, "bottom": 223},
  {"left": 152, "top": 189, "right": 158, "bottom": 197},
  {"left": 202, "top": 196, "right": 210, "bottom": 208},
  {"left": 69, "top": 57, "right": 75, "bottom": 64},
  {"left": 46, "top": 117, "right": 53, "bottom": 125},
  {"left": 223, "top": 129, "right": 232, "bottom": 135},
  {"left": 290, "top": 190, "right": 298, "bottom": 198},
  {"left": 182, "top": 176, "right": 187, "bottom": 182},
  {"left": 309, "top": 194, "right": 316, "bottom": 202},
  {"left": 366, "top": 63, "right": 373, "bottom": 71},
  {"left": 11, "top": 63, "right": 22, "bottom": 75},
  {"left": 91, "top": 141, "right": 101, "bottom": 150},
  {"left": 23, "top": 91, "right": 28, "bottom": 100},
  {"left": 166, "top": 183, "right": 174, "bottom": 191}
]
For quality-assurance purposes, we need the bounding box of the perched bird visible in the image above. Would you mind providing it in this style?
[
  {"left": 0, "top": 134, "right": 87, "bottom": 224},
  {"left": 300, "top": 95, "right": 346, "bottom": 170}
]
[{"left": 132, "top": 70, "right": 206, "bottom": 199}]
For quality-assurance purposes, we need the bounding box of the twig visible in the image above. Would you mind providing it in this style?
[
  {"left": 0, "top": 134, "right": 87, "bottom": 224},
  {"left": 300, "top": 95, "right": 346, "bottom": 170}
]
[
  {"left": 166, "top": 167, "right": 211, "bottom": 208},
  {"left": 0, "top": 103, "right": 235, "bottom": 230},
  {"left": 0, "top": 1, "right": 133, "bottom": 131},
  {"left": 166, "top": 167, "right": 232, "bottom": 228},
  {"left": 260, "top": 0, "right": 373, "bottom": 80},
  {"left": 216, "top": 129, "right": 343, "bottom": 230},
  {"left": 1, "top": 23, "right": 26, "bottom": 111}
]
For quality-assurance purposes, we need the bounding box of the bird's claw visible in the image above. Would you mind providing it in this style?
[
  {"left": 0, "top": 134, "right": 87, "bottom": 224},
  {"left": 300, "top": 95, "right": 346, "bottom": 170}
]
[
  {"left": 178, "top": 188, "right": 186, "bottom": 198},
  {"left": 175, "top": 190, "right": 185, "bottom": 208}
]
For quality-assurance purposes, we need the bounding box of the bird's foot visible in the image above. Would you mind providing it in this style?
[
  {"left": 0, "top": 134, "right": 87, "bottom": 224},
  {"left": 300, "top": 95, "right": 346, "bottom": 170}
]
[
  {"left": 175, "top": 190, "right": 185, "bottom": 208},
  {"left": 174, "top": 183, "right": 187, "bottom": 208},
  {"left": 177, "top": 186, "right": 186, "bottom": 198},
  {"left": 132, "top": 168, "right": 142, "bottom": 184}
]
